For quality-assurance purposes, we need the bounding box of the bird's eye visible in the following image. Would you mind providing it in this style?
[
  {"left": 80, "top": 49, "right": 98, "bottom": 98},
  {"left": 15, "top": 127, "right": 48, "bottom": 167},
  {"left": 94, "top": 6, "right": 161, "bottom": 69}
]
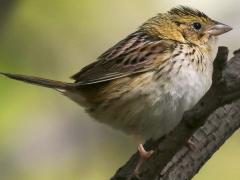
[{"left": 192, "top": 22, "right": 202, "bottom": 31}]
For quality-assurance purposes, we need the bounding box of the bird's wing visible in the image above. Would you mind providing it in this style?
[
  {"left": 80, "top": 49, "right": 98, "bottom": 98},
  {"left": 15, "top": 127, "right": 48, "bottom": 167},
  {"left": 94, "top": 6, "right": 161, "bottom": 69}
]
[{"left": 71, "top": 31, "right": 174, "bottom": 85}]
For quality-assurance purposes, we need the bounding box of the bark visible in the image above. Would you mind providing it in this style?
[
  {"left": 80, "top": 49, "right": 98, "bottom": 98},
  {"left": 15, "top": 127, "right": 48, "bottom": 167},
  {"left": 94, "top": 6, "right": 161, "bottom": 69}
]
[{"left": 111, "top": 47, "right": 240, "bottom": 180}]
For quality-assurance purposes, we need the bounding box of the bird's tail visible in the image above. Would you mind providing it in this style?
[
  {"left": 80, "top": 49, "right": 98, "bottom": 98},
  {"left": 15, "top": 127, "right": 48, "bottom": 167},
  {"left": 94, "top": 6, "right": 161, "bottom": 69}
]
[{"left": 0, "top": 72, "right": 75, "bottom": 91}]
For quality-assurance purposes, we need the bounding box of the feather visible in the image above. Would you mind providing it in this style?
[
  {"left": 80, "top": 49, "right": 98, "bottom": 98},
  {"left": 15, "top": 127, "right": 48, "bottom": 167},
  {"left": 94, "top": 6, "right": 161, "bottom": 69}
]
[
  {"left": 71, "top": 31, "right": 173, "bottom": 85},
  {"left": 0, "top": 72, "right": 74, "bottom": 90}
]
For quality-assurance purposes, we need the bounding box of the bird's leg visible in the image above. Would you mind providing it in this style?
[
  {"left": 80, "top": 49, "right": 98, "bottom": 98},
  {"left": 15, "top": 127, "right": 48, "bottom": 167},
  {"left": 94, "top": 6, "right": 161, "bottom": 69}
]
[
  {"left": 130, "top": 131, "right": 154, "bottom": 177},
  {"left": 133, "top": 144, "right": 154, "bottom": 176}
]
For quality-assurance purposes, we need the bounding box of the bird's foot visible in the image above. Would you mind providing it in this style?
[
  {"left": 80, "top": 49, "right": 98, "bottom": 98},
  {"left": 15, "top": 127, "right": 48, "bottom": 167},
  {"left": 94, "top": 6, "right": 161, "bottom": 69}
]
[{"left": 133, "top": 144, "right": 154, "bottom": 176}]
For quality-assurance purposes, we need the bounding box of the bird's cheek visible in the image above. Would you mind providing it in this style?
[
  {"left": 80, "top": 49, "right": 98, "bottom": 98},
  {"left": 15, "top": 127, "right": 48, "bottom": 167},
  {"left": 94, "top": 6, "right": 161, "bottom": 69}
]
[
  {"left": 183, "top": 30, "right": 198, "bottom": 44},
  {"left": 199, "top": 33, "right": 210, "bottom": 44},
  {"left": 183, "top": 29, "right": 195, "bottom": 38}
]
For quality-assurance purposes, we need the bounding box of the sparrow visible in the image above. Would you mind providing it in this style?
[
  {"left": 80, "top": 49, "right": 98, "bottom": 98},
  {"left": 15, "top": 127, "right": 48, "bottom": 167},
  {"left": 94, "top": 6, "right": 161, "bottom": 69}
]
[{"left": 0, "top": 6, "right": 232, "bottom": 172}]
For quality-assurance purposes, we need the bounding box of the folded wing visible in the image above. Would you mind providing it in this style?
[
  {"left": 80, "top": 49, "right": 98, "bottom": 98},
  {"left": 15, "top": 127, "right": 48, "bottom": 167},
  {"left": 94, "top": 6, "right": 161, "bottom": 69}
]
[{"left": 71, "top": 31, "right": 174, "bottom": 85}]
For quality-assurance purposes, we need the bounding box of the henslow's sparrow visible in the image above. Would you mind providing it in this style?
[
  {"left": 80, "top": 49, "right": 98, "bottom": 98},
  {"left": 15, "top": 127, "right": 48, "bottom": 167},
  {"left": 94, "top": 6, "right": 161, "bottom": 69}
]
[{"left": 1, "top": 6, "right": 232, "bottom": 169}]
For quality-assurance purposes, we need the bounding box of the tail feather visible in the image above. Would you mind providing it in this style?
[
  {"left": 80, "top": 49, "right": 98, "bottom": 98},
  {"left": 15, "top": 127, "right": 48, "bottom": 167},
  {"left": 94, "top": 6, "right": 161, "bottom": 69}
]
[{"left": 0, "top": 72, "right": 75, "bottom": 90}]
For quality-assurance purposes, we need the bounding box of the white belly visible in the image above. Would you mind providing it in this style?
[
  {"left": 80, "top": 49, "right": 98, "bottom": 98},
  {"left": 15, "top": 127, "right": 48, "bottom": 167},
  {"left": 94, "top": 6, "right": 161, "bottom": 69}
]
[{"left": 136, "top": 65, "right": 212, "bottom": 139}]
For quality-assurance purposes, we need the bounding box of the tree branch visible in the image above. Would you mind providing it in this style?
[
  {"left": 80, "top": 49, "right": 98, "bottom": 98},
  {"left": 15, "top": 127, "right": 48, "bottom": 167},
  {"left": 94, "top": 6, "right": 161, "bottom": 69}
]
[{"left": 111, "top": 47, "right": 240, "bottom": 180}]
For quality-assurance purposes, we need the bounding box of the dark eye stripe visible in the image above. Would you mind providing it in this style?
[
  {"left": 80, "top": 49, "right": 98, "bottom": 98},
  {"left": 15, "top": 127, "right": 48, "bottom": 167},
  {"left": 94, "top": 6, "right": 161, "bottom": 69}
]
[{"left": 174, "top": 21, "right": 182, "bottom": 26}]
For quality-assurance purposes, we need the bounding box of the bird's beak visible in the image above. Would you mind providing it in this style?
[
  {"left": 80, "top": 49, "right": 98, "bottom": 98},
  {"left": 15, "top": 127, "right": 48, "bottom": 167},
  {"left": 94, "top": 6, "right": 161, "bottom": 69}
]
[{"left": 207, "top": 22, "right": 232, "bottom": 36}]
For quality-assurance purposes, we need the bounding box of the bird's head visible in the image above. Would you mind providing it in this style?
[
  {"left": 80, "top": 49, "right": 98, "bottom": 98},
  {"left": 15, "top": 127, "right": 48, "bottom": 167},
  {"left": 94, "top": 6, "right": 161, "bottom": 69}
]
[{"left": 141, "top": 6, "right": 232, "bottom": 46}]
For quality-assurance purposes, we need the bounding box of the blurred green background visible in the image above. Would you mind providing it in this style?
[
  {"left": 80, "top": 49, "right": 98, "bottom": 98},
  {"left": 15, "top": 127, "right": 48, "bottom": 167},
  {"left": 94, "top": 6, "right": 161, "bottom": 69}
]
[{"left": 0, "top": 0, "right": 239, "bottom": 179}]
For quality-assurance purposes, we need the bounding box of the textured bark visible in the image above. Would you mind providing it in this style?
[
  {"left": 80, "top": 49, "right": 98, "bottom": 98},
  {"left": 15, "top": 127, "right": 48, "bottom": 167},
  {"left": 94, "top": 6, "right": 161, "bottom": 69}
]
[{"left": 111, "top": 47, "right": 240, "bottom": 180}]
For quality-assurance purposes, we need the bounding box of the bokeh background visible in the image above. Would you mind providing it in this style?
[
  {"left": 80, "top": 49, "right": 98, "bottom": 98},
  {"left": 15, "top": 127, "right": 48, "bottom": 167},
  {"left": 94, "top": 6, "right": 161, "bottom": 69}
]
[{"left": 0, "top": 0, "right": 239, "bottom": 179}]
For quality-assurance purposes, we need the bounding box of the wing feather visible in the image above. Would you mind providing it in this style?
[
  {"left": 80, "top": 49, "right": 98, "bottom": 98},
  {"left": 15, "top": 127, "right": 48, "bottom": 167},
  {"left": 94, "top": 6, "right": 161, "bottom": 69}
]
[{"left": 71, "top": 31, "right": 174, "bottom": 85}]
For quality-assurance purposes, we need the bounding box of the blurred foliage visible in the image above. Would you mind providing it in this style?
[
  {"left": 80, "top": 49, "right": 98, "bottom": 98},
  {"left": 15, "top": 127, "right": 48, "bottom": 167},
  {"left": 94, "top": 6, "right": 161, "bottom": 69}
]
[{"left": 0, "top": 0, "right": 239, "bottom": 179}]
